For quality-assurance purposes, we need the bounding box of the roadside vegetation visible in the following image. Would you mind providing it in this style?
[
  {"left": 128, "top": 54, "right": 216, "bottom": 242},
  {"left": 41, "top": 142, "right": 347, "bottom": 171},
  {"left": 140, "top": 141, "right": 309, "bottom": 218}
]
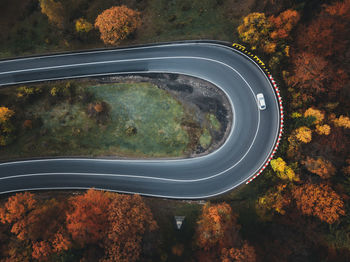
[
  {"left": 0, "top": 0, "right": 236, "bottom": 58},
  {"left": 0, "top": 0, "right": 349, "bottom": 261}
]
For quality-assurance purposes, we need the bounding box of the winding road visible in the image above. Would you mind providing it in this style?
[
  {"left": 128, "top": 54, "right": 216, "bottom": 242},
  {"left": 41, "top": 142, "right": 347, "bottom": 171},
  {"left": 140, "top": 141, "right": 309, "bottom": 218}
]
[{"left": 0, "top": 41, "right": 282, "bottom": 199}]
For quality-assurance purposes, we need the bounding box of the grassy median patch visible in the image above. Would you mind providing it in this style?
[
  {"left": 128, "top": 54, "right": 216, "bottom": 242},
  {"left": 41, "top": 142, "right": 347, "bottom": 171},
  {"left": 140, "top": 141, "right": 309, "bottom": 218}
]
[{"left": 0, "top": 80, "right": 221, "bottom": 160}]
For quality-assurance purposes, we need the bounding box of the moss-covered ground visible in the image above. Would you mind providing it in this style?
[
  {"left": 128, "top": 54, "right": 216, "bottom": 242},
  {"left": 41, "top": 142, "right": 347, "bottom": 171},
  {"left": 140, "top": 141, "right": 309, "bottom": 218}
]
[{"left": 0, "top": 81, "right": 222, "bottom": 160}]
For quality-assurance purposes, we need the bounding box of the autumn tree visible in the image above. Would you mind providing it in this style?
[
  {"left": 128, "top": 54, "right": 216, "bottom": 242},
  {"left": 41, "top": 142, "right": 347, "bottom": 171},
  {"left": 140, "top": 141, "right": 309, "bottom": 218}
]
[
  {"left": 95, "top": 6, "right": 141, "bottom": 45},
  {"left": 325, "top": 0, "right": 350, "bottom": 20},
  {"left": 195, "top": 203, "right": 256, "bottom": 262},
  {"left": 66, "top": 189, "right": 111, "bottom": 247},
  {"left": 39, "top": 0, "right": 66, "bottom": 29},
  {"left": 25, "top": 199, "right": 71, "bottom": 255},
  {"left": 238, "top": 10, "right": 300, "bottom": 55},
  {"left": 269, "top": 9, "right": 300, "bottom": 40},
  {"left": 32, "top": 241, "right": 52, "bottom": 261},
  {"left": 0, "top": 192, "right": 37, "bottom": 240},
  {"left": 237, "top": 12, "right": 272, "bottom": 51},
  {"left": 221, "top": 242, "right": 256, "bottom": 262},
  {"left": 196, "top": 203, "right": 238, "bottom": 251},
  {"left": 290, "top": 52, "right": 331, "bottom": 95},
  {"left": 101, "top": 194, "right": 157, "bottom": 262},
  {"left": 0, "top": 193, "right": 71, "bottom": 261},
  {"left": 0, "top": 106, "right": 14, "bottom": 123},
  {"left": 75, "top": 18, "right": 93, "bottom": 33},
  {"left": 2, "top": 238, "right": 33, "bottom": 262},
  {"left": 270, "top": 157, "right": 300, "bottom": 182},
  {"left": 304, "top": 108, "right": 324, "bottom": 124},
  {"left": 333, "top": 115, "right": 350, "bottom": 129},
  {"left": 0, "top": 106, "right": 15, "bottom": 146},
  {"left": 16, "top": 86, "right": 43, "bottom": 100},
  {"left": 297, "top": 0, "right": 350, "bottom": 58},
  {"left": 87, "top": 101, "right": 110, "bottom": 124},
  {"left": 49, "top": 81, "right": 73, "bottom": 98},
  {"left": 294, "top": 126, "right": 312, "bottom": 143},
  {"left": 257, "top": 184, "right": 291, "bottom": 217},
  {"left": 292, "top": 183, "right": 345, "bottom": 224},
  {"left": 315, "top": 124, "right": 331, "bottom": 135},
  {"left": 302, "top": 157, "right": 336, "bottom": 179},
  {"left": 318, "top": 126, "right": 349, "bottom": 155}
]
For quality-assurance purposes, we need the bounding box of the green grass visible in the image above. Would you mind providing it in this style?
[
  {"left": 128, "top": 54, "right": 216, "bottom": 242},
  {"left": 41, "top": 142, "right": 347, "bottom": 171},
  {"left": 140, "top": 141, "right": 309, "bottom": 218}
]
[
  {"left": 0, "top": 82, "right": 202, "bottom": 159},
  {"left": 87, "top": 82, "right": 190, "bottom": 157},
  {"left": 207, "top": 113, "right": 221, "bottom": 131},
  {"left": 199, "top": 129, "right": 212, "bottom": 149},
  {"left": 137, "top": 0, "right": 235, "bottom": 43}
]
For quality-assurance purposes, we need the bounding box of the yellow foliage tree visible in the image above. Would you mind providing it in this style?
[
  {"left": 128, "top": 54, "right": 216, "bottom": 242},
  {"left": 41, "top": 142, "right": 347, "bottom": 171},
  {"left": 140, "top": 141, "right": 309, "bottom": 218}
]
[
  {"left": 270, "top": 157, "right": 300, "bottom": 182},
  {"left": 295, "top": 126, "right": 312, "bottom": 143},
  {"left": 316, "top": 124, "right": 331, "bottom": 135},
  {"left": 333, "top": 115, "right": 350, "bottom": 129},
  {"left": 302, "top": 157, "right": 336, "bottom": 179},
  {"left": 75, "top": 18, "right": 93, "bottom": 33},
  {"left": 237, "top": 13, "right": 272, "bottom": 51},
  {"left": 304, "top": 107, "right": 324, "bottom": 124},
  {"left": 16, "top": 86, "right": 42, "bottom": 99},
  {"left": 0, "top": 107, "right": 15, "bottom": 146},
  {"left": 257, "top": 184, "right": 290, "bottom": 215},
  {"left": 39, "top": 0, "right": 65, "bottom": 29},
  {"left": 291, "top": 112, "right": 302, "bottom": 118}
]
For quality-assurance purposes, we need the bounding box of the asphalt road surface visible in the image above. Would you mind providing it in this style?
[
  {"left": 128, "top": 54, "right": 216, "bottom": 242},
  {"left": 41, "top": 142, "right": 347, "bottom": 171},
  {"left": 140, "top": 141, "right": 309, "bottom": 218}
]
[{"left": 0, "top": 41, "right": 281, "bottom": 199}]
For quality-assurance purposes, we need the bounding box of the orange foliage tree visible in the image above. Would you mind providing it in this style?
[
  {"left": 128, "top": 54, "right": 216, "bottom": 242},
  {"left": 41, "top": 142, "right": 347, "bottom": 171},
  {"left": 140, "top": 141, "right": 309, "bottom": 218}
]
[
  {"left": 0, "top": 192, "right": 37, "bottom": 240},
  {"left": 195, "top": 202, "right": 256, "bottom": 262},
  {"left": 269, "top": 9, "right": 300, "bottom": 40},
  {"left": 238, "top": 10, "right": 299, "bottom": 54},
  {"left": 195, "top": 203, "right": 238, "bottom": 251},
  {"left": 318, "top": 126, "right": 349, "bottom": 155},
  {"left": 302, "top": 157, "right": 336, "bottom": 179},
  {"left": 101, "top": 194, "right": 157, "bottom": 262},
  {"left": 0, "top": 107, "right": 14, "bottom": 123},
  {"left": 95, "top": 6, "right": 141, "bottom": 45},
  {"left": 221, "top": 242, "right": 256, "bottom": 262},
  {"left": 0, "top": 193, "right": 71, "bottom": 261},
  {"left": 32, "top": 241, "right": 52, "bottom": 261},
  {"left": 66, "top": 189, "right": 111, "bottom": 247},
  {"left": 297, "top": 0, "right": 349, "bottom": 58},
  {"left": 324, "top": 0, "right": 350, "bottom": 20},
  {"left": 292, "top": 183, "right": 345, "bottom": 224},
  {"left": 290, "top": 52, "right": 331, "bottom": 95}
]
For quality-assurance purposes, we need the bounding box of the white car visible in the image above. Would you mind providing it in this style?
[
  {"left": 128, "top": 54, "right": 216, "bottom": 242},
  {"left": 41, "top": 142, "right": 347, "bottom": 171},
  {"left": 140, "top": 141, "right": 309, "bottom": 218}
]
[{"left": 256, "top": 93, "right": 266, "bottom": 110}]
